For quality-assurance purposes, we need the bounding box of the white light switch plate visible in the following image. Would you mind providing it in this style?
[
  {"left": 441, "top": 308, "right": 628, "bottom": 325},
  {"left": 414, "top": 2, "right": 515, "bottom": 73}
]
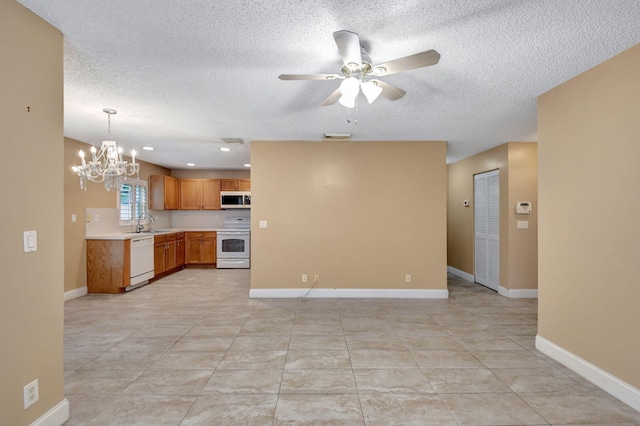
[
  {"left": 23, "top": 231, "right": 37, "bottom": 252},
  {"left": 517, "top": 221, "right": 529, "bottom": 230},
  {"left": 259, "top": 220, "right": 268, "bottom": 229}
]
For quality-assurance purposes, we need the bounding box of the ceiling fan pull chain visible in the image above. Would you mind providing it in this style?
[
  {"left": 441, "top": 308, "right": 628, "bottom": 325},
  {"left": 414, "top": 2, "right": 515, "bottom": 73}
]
[{"left": 353, "top": 96, "right": 359, "bottom": 125}]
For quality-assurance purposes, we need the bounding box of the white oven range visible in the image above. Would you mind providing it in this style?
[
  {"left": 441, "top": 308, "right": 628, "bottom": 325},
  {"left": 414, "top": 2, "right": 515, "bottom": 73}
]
[{"left": 217, "top": 217, "right": 250, "bottom": 269}]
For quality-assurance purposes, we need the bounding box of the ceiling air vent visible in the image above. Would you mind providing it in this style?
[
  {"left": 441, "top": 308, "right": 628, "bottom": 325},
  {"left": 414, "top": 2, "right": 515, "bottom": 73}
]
[
  {"left": 323, "top": 133, "right": 351, "bottom": 141},
  {"left": 222, "top": 138, "right": 244, "bottom": 144}
]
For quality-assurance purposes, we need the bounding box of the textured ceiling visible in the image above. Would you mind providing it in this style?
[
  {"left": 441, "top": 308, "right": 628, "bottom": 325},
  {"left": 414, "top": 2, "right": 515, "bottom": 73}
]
[{"left": 16, "top": 0, "right": 640, "bottom": 169}]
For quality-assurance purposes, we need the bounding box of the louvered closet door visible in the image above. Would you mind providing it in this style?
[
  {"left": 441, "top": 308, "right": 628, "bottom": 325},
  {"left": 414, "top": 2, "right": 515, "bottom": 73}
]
[{"left": 474, "top": 170, "right": 500, "bottom": 291}]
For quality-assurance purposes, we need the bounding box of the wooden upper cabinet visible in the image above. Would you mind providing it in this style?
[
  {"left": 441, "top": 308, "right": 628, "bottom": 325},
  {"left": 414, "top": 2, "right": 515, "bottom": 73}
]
[
  {"left": 179, "top": 179, "right": 202, "bottom": 210},
  {"left": 221, "top": 179, "right": 250, "bottom": 191},
  {"left": 238, "top": 179, "right": 251, "bottom": 191},
  {"left": 180, "top": 178, "right": 222, "bottom": 210},
  {"left": 201, "top": 179, "right": 221, "bottom": 210},
  {"left": 149, "top": 175, "right": 179, "bottom": 210},
  {"left": 220, "top": 179, "right": 239, "bottom": 191}
]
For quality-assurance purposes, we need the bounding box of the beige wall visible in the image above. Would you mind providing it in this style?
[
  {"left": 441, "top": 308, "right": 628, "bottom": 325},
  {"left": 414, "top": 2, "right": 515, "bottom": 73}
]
[
  {"left": 538, "top": 44, "right": 640, "bottom": 388},
  {"left": 447, "top": 142, "right": 538, "bottom": 290},
  {"left": 0, "top": 1, "right": 65, "bottom": 424},
  {"left": 251, "top": 141, "right": 448, "bottom": 291},
  {"left": 64, "top": 137, "right": 171, "bottom": 292}
]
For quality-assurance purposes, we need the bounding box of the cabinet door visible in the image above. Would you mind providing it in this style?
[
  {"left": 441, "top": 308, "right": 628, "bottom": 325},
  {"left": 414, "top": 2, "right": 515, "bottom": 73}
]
[
  {"left": 238, "top": 179, "right": 251, "bottom": 191},
  {"left": 186, "top": 236, "right": 202, "bottom": 264},
  {"left": 176, "top": 235, "right": 185, "bottom": 267},
  {"left": 164, "top": 176, "right": 179, "bottom": 210},
  {"left": 221, "top": 179, "right": 239, "bottom": 191},
  {"left": 150, "top": 175, "right": 180, "bottom": 210},
  {"left": 180, "top": 179, "right": 201, "bottom": 210},
  {"left": 165, "top": 240, "right": 177, "bottom": 270},
  {"left": 201, "top": 237, "right": 217, "bottom": 264},
  {"left": 87, "top": 240, "right": 129, "bottom": 294},
  {"left": 201, "top": 179, "right": 221, "bottom": 210},
  {"left": 154, "top": 242, "right": 166, "bottom": 275}
]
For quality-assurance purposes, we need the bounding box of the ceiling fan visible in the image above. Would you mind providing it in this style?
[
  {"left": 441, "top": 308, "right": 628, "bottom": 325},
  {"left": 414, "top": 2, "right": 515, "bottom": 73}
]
[{"left": 278, "top": 30, "right": 440, "bottom": 108}]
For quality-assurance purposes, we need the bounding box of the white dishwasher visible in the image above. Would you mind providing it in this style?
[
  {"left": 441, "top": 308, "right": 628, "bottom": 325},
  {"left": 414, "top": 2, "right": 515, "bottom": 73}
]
[{"left": 129, "top": 236, "right": 155, "bottom": 290}]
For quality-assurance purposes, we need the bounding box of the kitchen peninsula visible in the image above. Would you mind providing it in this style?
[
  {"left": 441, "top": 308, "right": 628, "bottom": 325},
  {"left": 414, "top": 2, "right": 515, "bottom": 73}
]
[{"left": 86, "top": 229, "right": 219, "bottom": 294}]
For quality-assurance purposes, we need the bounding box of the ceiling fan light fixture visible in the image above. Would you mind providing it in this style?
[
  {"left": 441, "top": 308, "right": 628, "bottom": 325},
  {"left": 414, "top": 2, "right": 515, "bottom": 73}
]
[
  {"left": 338, "top": 77, "right": 359, "bottom": 108},
  {"left": 339, "top": 77, "right": 359, "bottom": 96},
  {"left": 361, "top": 80, "right": 383, "bottom": 104},
  {"left": 338, "top": 94, "right": 356, "bottom": 108}
]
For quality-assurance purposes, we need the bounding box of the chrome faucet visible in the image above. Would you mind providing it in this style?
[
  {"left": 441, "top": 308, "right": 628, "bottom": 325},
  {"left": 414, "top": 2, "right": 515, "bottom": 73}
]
[
  {"left": 136, "top": 210, "right": 154, "bottom": 232},
  {"left": 136, "top": 211, "right": 148, "bottom": 232}
]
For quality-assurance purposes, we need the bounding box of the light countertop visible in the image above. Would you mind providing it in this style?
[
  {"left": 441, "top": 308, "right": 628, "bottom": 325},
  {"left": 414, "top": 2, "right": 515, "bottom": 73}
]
[{"left": 86, "top": 228, "right": 228, "bottom": 240}]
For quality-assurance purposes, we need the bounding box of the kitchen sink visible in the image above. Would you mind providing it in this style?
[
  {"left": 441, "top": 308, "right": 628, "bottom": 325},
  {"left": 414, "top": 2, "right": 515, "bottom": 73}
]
[{"left": 127, "top": 229, "right": 171, "bottom": 234}]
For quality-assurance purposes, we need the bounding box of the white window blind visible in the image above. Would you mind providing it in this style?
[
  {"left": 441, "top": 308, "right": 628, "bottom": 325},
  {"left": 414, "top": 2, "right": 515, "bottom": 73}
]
[
  {"left": 120, "top": 183, "right": 134, "bottom": 221},
  {"left": 135, "top": 185, "right": 147, "bottom": 219},
  {"left": 118, "top": 179, "right": 148, "bottom": 225}
]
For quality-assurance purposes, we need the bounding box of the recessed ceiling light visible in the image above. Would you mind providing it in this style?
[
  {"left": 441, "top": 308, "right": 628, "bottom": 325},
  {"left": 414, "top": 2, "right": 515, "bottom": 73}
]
[
  {"left": 142, "top": 146, "right": 154, "bottom": 151},
  {"left": 244, "top": 163, "right": 251, "bottom": 168},
  {"left": 186, "top": 163, "right": 195, "bottom": 167},
  {"left": 220, "top": 147, "right": 231, "bottom": 152}
]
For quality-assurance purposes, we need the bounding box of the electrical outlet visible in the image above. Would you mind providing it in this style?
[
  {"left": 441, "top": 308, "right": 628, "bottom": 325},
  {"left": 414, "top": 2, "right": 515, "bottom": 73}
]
[
  {"left": 314, "top": 275, "right": 319, "bottom": 283},
  {"left": 302, "top": 274, "right": 308, "bottom": 283},
  {"left": 94, "top": 214, "right": 100, "bottom": 222},
  {"left": 405, "top": 274, "right": 412, "bottom": 283},
  {"left": 23, "top": 379, "right": 39, "bottom": 409},
  {"left": 71, "top": 214, "right": 77, "bottom": 223}
]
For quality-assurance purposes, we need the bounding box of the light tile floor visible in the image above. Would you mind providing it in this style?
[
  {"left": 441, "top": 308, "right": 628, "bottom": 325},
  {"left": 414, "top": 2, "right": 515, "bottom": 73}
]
[{"left": 63, "top": 269, "right": 640, "bottom": 425}]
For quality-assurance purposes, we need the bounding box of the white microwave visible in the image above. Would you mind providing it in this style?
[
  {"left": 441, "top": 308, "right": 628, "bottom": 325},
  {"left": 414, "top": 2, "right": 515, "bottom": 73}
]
[{"left": 221, "top": 191, "right": 250, "bottom": 209}]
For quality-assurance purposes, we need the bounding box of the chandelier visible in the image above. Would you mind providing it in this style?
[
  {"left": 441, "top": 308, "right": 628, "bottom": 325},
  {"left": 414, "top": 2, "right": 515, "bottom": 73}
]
[{"left": 72, "top": 108, "right": 139, "bottom": 191}]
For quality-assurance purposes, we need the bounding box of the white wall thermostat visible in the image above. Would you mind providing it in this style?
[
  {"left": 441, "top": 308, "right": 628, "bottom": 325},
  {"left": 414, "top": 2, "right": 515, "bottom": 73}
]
[{"left": 515, "top": 202, "right": 532, "bottom": 215}]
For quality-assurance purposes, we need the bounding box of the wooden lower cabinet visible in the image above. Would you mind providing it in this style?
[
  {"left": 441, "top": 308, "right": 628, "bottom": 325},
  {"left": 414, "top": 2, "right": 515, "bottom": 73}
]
[
  {"left": 154, "top": 233, "right": 178, "bottom": 275},
  {"left": 186, "top": 232, "right": 216, "bottom": 265},
  {"left": 176, "top": 232, "right": 185, "bottom": 267},
  {"left": 86, "top": 239, "right": 130, "bottom": 294}
]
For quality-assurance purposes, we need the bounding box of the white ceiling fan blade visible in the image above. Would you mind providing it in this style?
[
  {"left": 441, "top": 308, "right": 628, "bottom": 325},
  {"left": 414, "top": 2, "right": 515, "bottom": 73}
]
[
  {"left": 370, "top": 79, "right": 406, "bottom": 100},
  {"left": 371, "top": 50, "right": 440, "bottom": 76},
  {"left": 333, "top": 30, "right": 362, "bottom": 68},
  {"left": 279, "top": 74, "right": 343, "bottom": 81},
  {"left": 321, "top": 87, "right": 342, "bottom": 106}
]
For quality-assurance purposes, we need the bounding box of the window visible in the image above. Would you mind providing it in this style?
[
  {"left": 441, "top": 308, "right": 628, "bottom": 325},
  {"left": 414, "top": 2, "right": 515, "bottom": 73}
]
[{"left": 118, "top": 178, "right": 148, "bottom": 225}]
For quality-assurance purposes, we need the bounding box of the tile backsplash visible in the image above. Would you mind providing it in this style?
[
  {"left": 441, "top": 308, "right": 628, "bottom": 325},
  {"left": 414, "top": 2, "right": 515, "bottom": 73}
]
[
  {"left": 171, "top": 209, "right": 250, "bottom": 229},
  {"left": 85, "top": 208, "right": 171, "bottom": 236},
  {"left": 84, "top": 207, "right": 249, "bottom": 236}
]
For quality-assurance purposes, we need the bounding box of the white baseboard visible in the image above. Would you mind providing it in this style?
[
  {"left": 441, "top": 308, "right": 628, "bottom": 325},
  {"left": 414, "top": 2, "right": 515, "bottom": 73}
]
[
  {"left": 250, "top": 288, "right": 449, "bottom": 299},
  {"left": 31, "top": 398, "right": 69, "bottom": 426},
  {"left": 447, "top": 266, "right": 474, "bottom": 282},
  {"left": 498, "top": 286, "right": 538, "bottom": 298},
  {"left": 64, "top": 286, "right": 87, "bottom": 301},
  {"left": 536, "top": 335, "right": 640, "bottom": 412}
]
